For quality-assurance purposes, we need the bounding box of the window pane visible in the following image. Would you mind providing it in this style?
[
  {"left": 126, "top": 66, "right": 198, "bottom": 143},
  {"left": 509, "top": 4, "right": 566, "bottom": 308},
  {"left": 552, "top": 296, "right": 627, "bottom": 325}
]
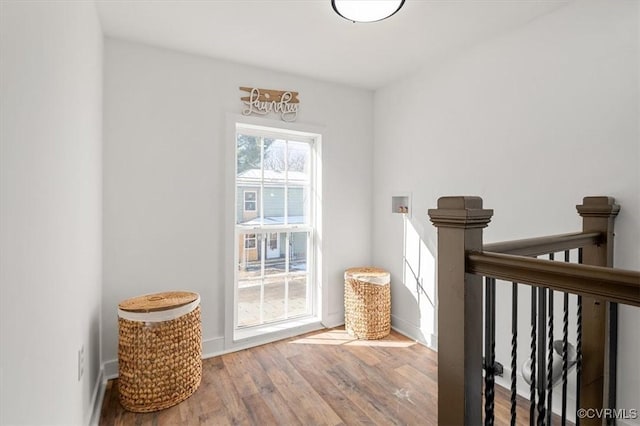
[
  {"left": 288, "top": 275, "right": 307, "bottom": 318},
  {"left": 289, "top": 231, "right": 309, "bottom": 318},
  {"left": 263, "top": 277, "right": 285, "bottom": 323},
  {"left": 237, "top": 187, "right": 260, "bottom": 225},
  {"left": 263, "top": 186, "right": 285, "bottom": 225},
  {"left": 287, "top": 186, "right": 308, "bottom": 225},
  {"left": 237, "top": 232, "right": 262, "bottom": 273},
  {"left": 287, "top": 141, "right": 310, "bottom": 182},
  {"left": 263, "top": 138, "right": 286, "bottom": 181},
  {"left": 236, "top": 134, "right": 261, "bottom": 178},
  {"left": 238, "top": 282, "right": 261, "bottom": 328},
  {"left": 263, "top": 233, "right": 286, "bottom": 323},
  {"left": 237, "top": 232, "right": 264, "bottom": 328},
  {"left": 289, "top": 232, "right": 308, "bottom": 273}
]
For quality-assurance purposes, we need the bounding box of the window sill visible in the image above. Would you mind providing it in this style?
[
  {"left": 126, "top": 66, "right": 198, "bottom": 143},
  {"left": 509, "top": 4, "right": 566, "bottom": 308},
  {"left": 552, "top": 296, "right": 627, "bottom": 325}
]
[{"left": 233, "top": 316, "right": 322, "bottom": 343}]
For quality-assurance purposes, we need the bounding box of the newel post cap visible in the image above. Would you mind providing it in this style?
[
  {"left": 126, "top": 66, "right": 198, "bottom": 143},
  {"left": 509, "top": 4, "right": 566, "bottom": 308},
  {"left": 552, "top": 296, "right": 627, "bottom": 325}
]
[
  {"left": 428, "top": 196, "right": 493, "bottom": 229},
  {"left": 576, "top": 196, "right": 620, "bottom": 218}
]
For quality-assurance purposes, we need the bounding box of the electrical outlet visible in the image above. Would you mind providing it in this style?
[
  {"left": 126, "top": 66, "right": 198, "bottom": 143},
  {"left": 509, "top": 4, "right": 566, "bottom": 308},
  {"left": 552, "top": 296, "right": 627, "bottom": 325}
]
[{"left": 77, "top": 345, "right": 84, "bottom": 381}]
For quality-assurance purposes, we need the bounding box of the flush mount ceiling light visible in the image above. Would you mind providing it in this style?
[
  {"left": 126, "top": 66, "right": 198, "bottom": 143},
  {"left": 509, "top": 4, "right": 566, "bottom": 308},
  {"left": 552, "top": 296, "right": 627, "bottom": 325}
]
[{"left": 331, "top": 0, "right": 405, "bottom": 23}]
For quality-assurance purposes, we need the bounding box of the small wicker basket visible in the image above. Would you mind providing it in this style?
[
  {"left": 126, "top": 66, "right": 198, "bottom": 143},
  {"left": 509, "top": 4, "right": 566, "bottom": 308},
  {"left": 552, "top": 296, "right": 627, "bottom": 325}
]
[
  {"left": 117, "top": 291, "right": 202, "bottom": 412},
  {"left": 344, "top": 267, "right": 391, "bottom": 340}
]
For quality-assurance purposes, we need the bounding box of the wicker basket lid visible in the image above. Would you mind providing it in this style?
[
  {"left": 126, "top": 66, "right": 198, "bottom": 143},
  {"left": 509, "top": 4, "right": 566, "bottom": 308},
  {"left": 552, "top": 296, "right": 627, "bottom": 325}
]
[
  {"left": 119, "top": 291, "right": 199, "bottom": 313},
  {"left": 344, "top": 267, "right": 390, "bottom": 285}
]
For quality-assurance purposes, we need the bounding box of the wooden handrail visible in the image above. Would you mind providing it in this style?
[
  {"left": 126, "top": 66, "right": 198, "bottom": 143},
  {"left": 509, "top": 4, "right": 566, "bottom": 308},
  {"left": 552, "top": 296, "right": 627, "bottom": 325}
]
[
  {"left": 483, "top": 231, "right": 602, "bottom": 257},
  {"left": 467, "top": 251, "right": 640, "bottom": 306}
]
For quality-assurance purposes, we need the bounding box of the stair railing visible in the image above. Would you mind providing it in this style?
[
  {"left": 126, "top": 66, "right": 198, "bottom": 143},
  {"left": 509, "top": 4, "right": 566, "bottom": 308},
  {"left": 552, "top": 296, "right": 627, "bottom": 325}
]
[{"left": 428, "top": 196, "right": 640, "bottom": 426}]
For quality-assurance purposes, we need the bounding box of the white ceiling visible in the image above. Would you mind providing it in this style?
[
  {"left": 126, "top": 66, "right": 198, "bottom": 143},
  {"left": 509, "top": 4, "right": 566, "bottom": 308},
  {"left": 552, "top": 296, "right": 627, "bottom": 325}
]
[{"left": 96, "top": 0, "right": 570, "bottom": 90}]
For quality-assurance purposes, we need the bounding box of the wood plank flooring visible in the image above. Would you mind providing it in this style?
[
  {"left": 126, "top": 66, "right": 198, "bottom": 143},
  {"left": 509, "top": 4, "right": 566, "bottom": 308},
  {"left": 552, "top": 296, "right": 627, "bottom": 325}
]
[{"left": 99, "top": 327, "right": 556, "bottom": 425}]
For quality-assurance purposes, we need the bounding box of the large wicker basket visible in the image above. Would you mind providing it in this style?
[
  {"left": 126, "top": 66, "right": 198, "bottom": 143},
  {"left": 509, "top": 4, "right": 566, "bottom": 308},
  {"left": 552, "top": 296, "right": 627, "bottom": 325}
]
[
  {"left": 118, "top": 291, "right": 202, "bottom": 412},
  {"left": 344, "top": 267, "right": 391, "bottom": 340}
]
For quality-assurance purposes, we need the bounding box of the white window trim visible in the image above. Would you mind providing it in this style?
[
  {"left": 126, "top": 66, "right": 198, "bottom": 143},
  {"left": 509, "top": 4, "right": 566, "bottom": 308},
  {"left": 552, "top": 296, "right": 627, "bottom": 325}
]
[{"left": 224, "top": 114, "right": 324, "bottom": 352}]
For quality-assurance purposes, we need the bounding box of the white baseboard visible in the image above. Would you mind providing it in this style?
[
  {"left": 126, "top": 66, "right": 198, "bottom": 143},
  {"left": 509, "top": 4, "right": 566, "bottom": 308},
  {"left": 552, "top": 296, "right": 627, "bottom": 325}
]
[
  {"left": 202, "top": 336, "right": 225, "bottom": 359},
  {"left": 322, "top": 313, "right": 344, "bottom": 329},
  {"left": 102, "top": 335, "right": 227, "bottom": 381},
  {"left": 103, "top": 358, "right": 119, "bottom": 381},
  {"left": 390, "top": 314, "right": 437, "bottom": 350},
  {"left": 88, "top": 368, "right": 106, "bottom": 426}
]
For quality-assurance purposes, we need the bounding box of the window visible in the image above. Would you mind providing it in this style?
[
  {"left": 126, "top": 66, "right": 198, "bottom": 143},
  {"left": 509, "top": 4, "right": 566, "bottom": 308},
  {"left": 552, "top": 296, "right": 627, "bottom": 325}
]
[
  {"left": 235, "top": 123, "right": 317, "bottom": 333},
  {"left": 244, "top": 234, "right": 256, "bottom": 249},
  {"left": 244, "top": 191, "right": 257, "bottom": 212},
  {"left": 268, "top": 233, "right": 278, "bottom": 250}
]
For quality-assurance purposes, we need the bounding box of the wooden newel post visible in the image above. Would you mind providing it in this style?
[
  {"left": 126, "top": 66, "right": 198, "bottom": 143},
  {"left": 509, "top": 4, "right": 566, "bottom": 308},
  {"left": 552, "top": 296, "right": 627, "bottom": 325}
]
[
  {"left": 428, "top": 196, "right": 493, "bottom": 426},
  {"left": 576, "top": 196, "right": 620, "bottom": 425}
]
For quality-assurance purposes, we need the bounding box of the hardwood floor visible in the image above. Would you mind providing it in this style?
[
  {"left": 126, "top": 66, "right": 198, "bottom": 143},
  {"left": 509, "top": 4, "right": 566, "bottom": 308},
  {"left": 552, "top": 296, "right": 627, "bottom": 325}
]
[{"left": 99, "top": 327, "right": 557, "bottom": 425}]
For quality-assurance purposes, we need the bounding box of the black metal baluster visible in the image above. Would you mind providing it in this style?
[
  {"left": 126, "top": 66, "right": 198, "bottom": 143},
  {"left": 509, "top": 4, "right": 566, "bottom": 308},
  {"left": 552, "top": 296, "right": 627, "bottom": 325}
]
[
  {"left": 547, "top": 291, "right": 554, "bottom": 426},
  {"left": 511, "top": 282, "right": 518, "bottom": 426},
  {"left": 530, "top": 286, "right": 537, "bottom": 426},
  {"left": 576, "top": 295, "right": 583, "bottom": 426},
  {"left": 561, "top": 250, "right": 570, "bottom": 426},
  {"left": 546, "top": 254, "right": 554, "bottom": 426},
  {"left": 576, "top": 248, "right": 583, "bottom": 426},
  {"left": 485, "top": 277, "right": 496, "bottom": 426},
  {"left": 537, "top": 287, "right": 547, "bottom": 426}
]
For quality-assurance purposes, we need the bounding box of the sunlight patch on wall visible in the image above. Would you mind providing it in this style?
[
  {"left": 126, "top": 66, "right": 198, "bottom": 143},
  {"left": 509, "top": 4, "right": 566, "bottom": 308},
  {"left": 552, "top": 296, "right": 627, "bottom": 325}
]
[{"left": 403, "top": 216, "right": 436, "bottom": 340}]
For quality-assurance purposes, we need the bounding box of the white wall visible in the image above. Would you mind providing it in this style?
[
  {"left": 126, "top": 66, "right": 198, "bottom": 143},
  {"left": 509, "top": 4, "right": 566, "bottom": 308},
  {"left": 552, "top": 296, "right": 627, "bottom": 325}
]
[
  {"left": 0, "top": 1, "right": 103, "bottom": 425},
  {"left": 103, "top": 39, "right": 373, "bottom": 364},
  {"left": 373, "top": 0, "right": 639, "bottom": 420}
]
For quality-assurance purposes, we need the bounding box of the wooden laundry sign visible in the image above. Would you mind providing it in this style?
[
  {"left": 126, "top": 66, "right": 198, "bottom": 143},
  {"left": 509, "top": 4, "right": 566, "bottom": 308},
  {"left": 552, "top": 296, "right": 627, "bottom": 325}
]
[{"left": 240, "top": 87, "right": 299, "bottom": 122}]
